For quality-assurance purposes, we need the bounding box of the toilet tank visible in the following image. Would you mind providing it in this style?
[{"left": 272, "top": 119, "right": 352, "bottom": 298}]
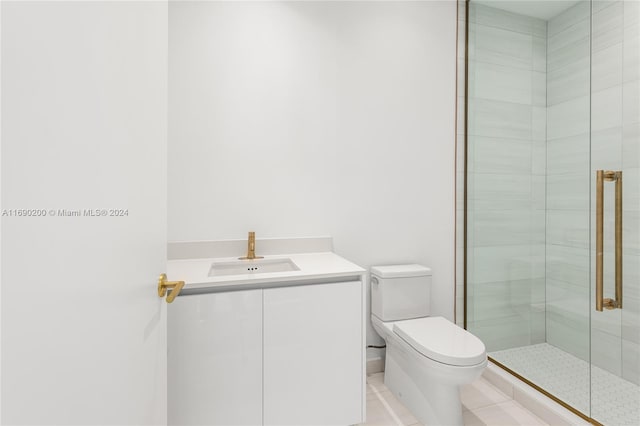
[{"left": 370, "top": 264, "right": 432, "bottom": 321}]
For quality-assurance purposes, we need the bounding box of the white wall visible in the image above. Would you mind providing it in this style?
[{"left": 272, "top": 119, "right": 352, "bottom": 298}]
[{"left": 169, "top": 0, "right": 457, "bottom": 357}]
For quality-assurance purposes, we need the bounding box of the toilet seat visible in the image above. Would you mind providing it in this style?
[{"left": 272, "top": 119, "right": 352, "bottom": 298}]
[{"left": 392, "top": 316, "right": 486, "bottom": 366}]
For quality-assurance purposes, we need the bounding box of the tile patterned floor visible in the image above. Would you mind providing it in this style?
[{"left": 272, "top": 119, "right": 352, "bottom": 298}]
[
  {"left": 362, "top": 372, "right": 549, "bottom": 426},
  {"left": 491, "top": 343, "right": 640, "bottom": 426}
]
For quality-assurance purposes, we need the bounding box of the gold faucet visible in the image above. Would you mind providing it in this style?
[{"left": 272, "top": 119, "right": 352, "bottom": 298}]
[{"left": 239, "top": 231, "right": 263, "bottom": 260}]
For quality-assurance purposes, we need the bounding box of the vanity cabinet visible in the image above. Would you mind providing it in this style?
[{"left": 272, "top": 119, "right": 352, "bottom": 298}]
[
  {"left": 168, "top": 280, "right": 364, "bottom": 426},
  {"left": 168, "top": 289, "right": 263, "bottom": 426},
  {"left": 263, "top": 281, "right": 363, "bottom": 425}
]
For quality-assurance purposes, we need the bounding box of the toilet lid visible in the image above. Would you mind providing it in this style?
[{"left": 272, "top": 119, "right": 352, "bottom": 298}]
[{"left": 393, "top": 317, "right": 486, "bottom": 366}]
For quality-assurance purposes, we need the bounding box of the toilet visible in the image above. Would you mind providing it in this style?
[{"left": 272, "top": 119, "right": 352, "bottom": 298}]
[{"left": 370, "top": 264, "right": 487, "bottom": 426}]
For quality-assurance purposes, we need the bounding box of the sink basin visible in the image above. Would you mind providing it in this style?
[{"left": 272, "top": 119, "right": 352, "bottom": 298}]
[{"left": 208, "top": 258, "right": 300, "bottom": 277}]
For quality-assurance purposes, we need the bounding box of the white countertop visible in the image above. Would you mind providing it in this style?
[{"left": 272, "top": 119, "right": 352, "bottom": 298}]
[{"left": 167, "top": 251, "right": 366, "bottom": 292}]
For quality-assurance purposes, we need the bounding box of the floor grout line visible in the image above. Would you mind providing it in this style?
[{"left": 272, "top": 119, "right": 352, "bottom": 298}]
[{"left": 368, "top": 383, "right": 406, "bottom": 426}]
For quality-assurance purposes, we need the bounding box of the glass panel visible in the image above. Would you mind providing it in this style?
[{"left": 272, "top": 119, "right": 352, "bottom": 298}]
[
  {"left": 590, "top": 1, "right": 640, "bottom": 424},
  {"left": 466, "top": 0, "right": 549, "bottom": 352},
  {"left": 541, "top": 0, "right": 591, "bottom": 415},
  {"left": 464, "top": 0, "right": 640, "bottom": 422},
  {"left": 465, "top": 0, "right": 592, "bottom": 417}
]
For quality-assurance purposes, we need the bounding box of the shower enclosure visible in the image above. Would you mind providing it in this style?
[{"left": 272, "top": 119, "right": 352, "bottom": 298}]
[{"left": 457, "top": 1, "right": 639, "bottom": 424}]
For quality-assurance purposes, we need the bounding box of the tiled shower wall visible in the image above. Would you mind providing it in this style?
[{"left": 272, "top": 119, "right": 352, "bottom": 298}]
[{"left": 466, "top": 3, "right": 547, "bottom": 351}]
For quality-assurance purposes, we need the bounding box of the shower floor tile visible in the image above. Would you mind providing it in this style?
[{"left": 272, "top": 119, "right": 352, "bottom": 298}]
[{"left": 491, "top": 343, "right": 640, "bottom": 426}]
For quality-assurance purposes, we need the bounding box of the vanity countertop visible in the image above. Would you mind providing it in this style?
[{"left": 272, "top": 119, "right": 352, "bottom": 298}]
[{"left": 167, "top": 251, "right": 366, "bottom": 292}]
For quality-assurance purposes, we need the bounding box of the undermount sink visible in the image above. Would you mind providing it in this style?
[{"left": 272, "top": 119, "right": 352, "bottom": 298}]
[{"left": 208, "top": 258, "right": 300, "bottom": 277}]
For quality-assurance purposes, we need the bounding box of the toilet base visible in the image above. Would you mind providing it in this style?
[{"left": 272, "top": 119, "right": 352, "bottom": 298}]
[
  {"left": 370, "top": 315, "right": 486, "bottom": 426},
  {"left": 383, "top": 335, "right": 488, "bottom": 426},
  {"left": 385, "top": 351, "right": 462, "bottom": 426}
]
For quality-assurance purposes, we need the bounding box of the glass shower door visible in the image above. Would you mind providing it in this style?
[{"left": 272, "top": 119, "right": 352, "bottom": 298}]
[
  {"left": 589, "top": 2, "right": 640, "bottom": 425},
  {"left": 464, "top": 0, "right": 640, "bottom": 423}
]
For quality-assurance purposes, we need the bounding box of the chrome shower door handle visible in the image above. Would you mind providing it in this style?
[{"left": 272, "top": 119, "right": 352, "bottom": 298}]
[{"left": 595, "top": 170, "right": 623, "bottom": 312}]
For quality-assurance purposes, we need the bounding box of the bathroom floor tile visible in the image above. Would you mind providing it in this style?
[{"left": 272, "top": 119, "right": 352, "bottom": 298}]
[
  {"left": 464, "top": 401, "right": 549, "bottom": 426},
  {"left": 362, "top": 376, "right": 419, "bottom": 426},
  {"left": 361, "top": 372, "right": 550, "bottom": 426},
  {"left": 460, "top": 377, "right": 512, "bottom": 411},
  {"left": 364, "top": 399, "right": 406, "bottom": 426},
  {"left": 367, "top": 388, "right": 382, "bottom": 402},
  {"left": 366, "top": 372, "right": 387, "bottom": 394},
  {"left": 375, "top": 390, "right": 420, "bottom": 426}
]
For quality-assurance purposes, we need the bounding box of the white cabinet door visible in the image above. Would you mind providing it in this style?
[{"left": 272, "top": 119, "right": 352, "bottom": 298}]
[
  {"left": 168, "top": 290, "right": 263, "bottom": 425},
  {"left": 263, "top": 281, "right": 363, "bottom": 426}
]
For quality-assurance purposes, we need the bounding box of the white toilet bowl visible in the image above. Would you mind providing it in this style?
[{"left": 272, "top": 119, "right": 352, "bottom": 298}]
[
  {"left": 371, "top": 315, "right": 486, "bottom": 426},
  {"left": 369, "top": 264, "right": 487, "bottom": 425}
]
